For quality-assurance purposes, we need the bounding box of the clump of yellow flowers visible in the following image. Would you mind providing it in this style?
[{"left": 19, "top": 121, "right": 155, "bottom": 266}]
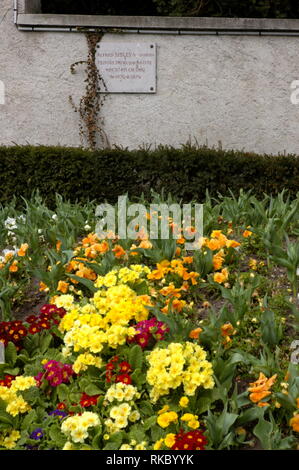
[
  {"left": 61, "top": 411, "right": 100, "bottom": 443},
  {"left": 0, "top": 430, "right": 20, "bottom": 449},
  {"left": 72, "top": 352, "right": 103, "bottom": 374},
  {"left": 103, "top": 383, "right": 141, "bottom": 434},
  {"left": 146, "top": 342, "right": 214, "bottom": 402},
  {"left": 95, "top": 265, "right": 150, "bottom": 288},
  {"left": 0, "top": 376, "right": 36, "bottom": 417},
  {"left": 57, "top": 267, "right": 153, "bottom": 363},
  {"left": 104, "top": 382, "right": 139, "bottom": 403}
]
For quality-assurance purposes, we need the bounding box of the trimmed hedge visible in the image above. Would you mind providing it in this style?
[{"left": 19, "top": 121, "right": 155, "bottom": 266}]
[
  {"left": 0, "top": 145, "right": 298, "bottom": 206},
  {"left": 41, "top": 0, "right": 299, "bottom": 19}
]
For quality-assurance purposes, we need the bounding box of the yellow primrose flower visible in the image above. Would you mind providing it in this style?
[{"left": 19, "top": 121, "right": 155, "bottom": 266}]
[
  {"left": 164, "top": 433, "right": 176, "bottom": 448},
  {"left": 153, "top": 438, "right": 164, "bottom": 450},
  {"left": 179, "top": 396, "right": 189, "bottom": 408}
]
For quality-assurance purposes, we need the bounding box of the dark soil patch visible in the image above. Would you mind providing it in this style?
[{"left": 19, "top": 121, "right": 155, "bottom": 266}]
[{"left": 12, "top": 278, "right": 48, "bottom": 321}]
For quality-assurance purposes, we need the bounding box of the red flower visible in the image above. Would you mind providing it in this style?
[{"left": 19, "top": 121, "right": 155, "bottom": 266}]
[
  {"left": 171, "top": 429, "right": 207, "bottom": 451},
  {"left": 116, "top": 374, "right": 132, "bottom": 385},
  {"left": 0, "top": 374, "right": 15, "bottom": 387},
  {"left": 80, "top": 393, "right": 99, "bottom": 408},
  {"left": 17, "top": 327, "right": 27, "bottom": 337},
  {"left": 136, "top": 333, "right": 150, "bottom": 348},
  {"left": 29, "top": 324, "right": 41, "bottom": 335},
  {"left": 38, "top": 320, "right": 51, "bottom": 330},
  {"left": 12, "top": 333, "right": 21, "bottom": 342},
  {"left": 119, "top": 361, "right": 132, "bottom": 373},
  {"left": 26, "top": 315, "right": 37, "bottom": 324},
  {"left": 57, "top": 402, "right": 67, "bottom": 410},
  {"left": 105, "top": 370, "right": 114, "bottom": 383}
]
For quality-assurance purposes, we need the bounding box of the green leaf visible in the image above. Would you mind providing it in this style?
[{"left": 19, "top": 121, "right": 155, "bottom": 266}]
[
  {"left": 0, "top": 409, "right": 13, "bottom": 426},
  {"left": 39, "top": 333, "right": 53, "bottom": 354},
  {"left": 49, "top": 426, "right": 67, "bottom": 447},
  {"left": 235, "top": 407, "right": 261, "bottom": 426},
  {"left": 67, "top": 274, "right": 97, "bottom": 293},
  {"left": 143, "top": 416, "right": 156, "bottom": 431},
  {"left": 103, "top": 431, "right": 123, "bottom": 450},
  {"left": 139, "top": 401, "right": 154, "bottom": 416},
  {"left": 196, "top": 396, "right": 215, "bottom": 415},
  {"left": 84, "top": 383, "right": 102, "bottom": 396},
  {"left": 129, "top": 424, "right": 146, "bottom": 442},
  {"left": 128, "top": 345, "right": 143, "bottom": 371},
  {"left": 57, "top": 383, "right": 69, "bottom": 402},
  {"left": 151, "top": 425, "right": 164, "bottom": 442},
  {"left": 91, "top": 426, "right": 103, "bottom": 450},
  {"left": 221, "top": 411, "right": 239, "bottom": 436},
  {"left": 103, "top": 441, "right": 120, "bottom": 450},
  {"left": 3, "top": 367, "right": 20, "bottom": 375},
  {"left": 5, "top": 342, "right": 17, "bottom": 366},
  {"left": 130, "top": 368, "right": 145, "bottom": 387},
  {"left": 253, "top": 414, "right": 273, "bottom": 450},
  {"left": 21, "top": 410, "right": 37, "bottom": 430}
]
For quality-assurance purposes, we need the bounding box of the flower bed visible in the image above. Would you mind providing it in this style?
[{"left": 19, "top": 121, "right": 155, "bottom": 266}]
[{"left": 0, "top": 192, "right": 298, "bottom": 450}]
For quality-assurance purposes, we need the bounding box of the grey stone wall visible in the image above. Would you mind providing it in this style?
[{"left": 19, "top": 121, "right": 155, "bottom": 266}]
[{"left": 1, "top": 0, "right": 299, "bottom": 154}]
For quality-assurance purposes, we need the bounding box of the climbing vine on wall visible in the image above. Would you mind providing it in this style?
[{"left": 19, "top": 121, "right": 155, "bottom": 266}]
[{"left": 69, "top": 31, "right": 109, "bottom": 150}]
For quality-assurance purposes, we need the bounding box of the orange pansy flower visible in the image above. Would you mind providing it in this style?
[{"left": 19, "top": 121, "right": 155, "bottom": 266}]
[
  {"left": 290, "top": 414, "right": 299, "bottom": 432},
  {"left": 112, "top": 245, "right": 126, "bottom": 258},
  {"left": 248, "top": 372, "right": 277, "bottom": 405},
  {"left": 57, "top": 281, "right": 69, "bottom": 294},
  {"left": 243, "top": 230, "right": 252, "bottom": 238},
  {"left": 139, "top": 240, "right": 153, "bottom": 249},
  {"left": 18, "top": 243, "right": 29, "bottom": 257},
  {"left": 9, "top": 261, "right": 18, "bottom": 272},
  {"left": 189, "top": 327, "right": 203, "bottom": 339}
]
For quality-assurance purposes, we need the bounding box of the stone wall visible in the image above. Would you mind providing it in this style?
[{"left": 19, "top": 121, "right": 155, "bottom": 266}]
[{"left": 1, "top": 0, "right": 299, "bottom": 154}]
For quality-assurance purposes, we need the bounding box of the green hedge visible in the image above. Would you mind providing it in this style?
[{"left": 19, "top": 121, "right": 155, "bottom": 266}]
[
  {"left": 41, "top": 0, "right": 299, "bottom": 19},
  {"left": 0, "top": 145, "right": 298, "bottom": 206}
]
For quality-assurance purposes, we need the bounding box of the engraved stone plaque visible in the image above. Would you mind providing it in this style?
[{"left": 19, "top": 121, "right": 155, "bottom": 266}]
[{"left": 96, "top": 42, "right": 156, "bottom": 93}]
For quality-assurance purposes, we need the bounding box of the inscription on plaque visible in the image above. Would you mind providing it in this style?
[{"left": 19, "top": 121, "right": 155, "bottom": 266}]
[{"left": 95, "top": 42, "right": 156, "bottom": 93}]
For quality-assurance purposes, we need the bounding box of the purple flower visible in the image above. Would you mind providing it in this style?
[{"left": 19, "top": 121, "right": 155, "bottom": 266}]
[
  {"left": 30, "top": 428, "right": 44, "bottom": 440},
  {"left": 48, "top": 409, "right": 68, "bottom": 419}
]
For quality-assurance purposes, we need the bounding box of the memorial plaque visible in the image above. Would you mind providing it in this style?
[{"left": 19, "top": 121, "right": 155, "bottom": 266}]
[{"left": 96, "top": 42, "right": 156, "bottom": 93}]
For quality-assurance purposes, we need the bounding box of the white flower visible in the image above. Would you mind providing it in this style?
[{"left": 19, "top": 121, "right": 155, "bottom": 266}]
[
  {"left": 4, "top": 217, "right": 17, "bottom": 230},
  {"left": 3, "top": 248, "right": 18, "bottom": 257}
]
